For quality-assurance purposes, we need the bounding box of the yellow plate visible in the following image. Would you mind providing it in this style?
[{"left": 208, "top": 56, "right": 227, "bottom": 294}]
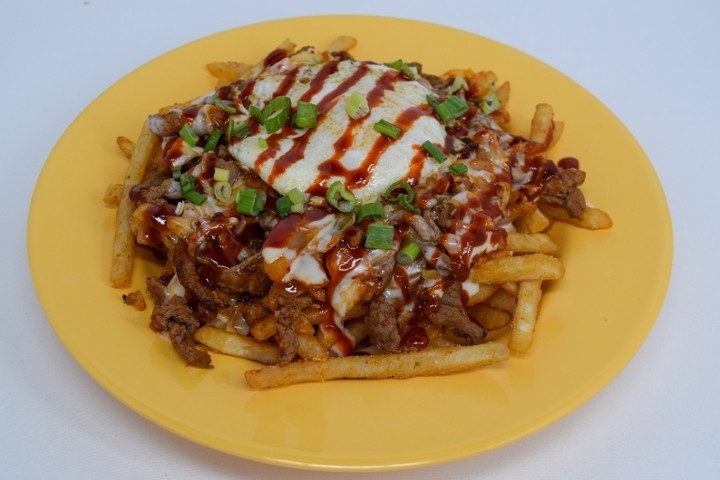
[{"left": 28, "top": 16, "right": 672, "bottom": 471}]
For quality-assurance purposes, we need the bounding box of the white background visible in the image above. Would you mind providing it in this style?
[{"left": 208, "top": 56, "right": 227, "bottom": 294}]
[{"left": 3, "top": 0, "right": 719, "bottom": 478}]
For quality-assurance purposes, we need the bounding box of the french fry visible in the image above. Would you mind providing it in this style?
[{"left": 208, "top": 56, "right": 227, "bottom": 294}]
[
  {"left": 116, "top": 136, "right": 135, "bottom": 159},
  {"left": 468, "top": 304, "right": 512, "bottom": 330},
  {"left": 297, "top": 334, "right": 329, "bottom": 361},
  {"left": 245, "top": 342, "right": 509, "bottom": 389},
  {"left": 250, "top": 316, "right": 278, "bottom": 341},
  {"left": 194, "top": 326, "right": 280, "bottom": 365},
  {"left": 110, "top": 120, "right": 159, "bottom": 288},
  {"left": 515, "top": 207, "right": 550, "bottom": 234},
  {"left": 538, "top": 202, "right": 613, "bottom": 230},
  {"left": 495, "top": 81, "right": 510, "bottom": 106},
  {"left": 485, "top": 288, "right": 517, "bottom": 313},
  {"left": 327, "top": 35, "right": 357, "bottom": 52},
  {"left": 103, "top": 183, "right": 123, "bottom": 206},
  {"left": 507, "top": 232, "right": 559, "bottom": 254},
  {"left": 508, "top": 280, "right": 543, "bottom": 354},
  {"left": 465, "top": 283, "right": 499, "bottom": 306},
  {"left": 470, "top": 253, "right": 564, "bottom": 284},
  {"left": 529, "top": 103, "right": 555, "bottom": 150},
  {"left": 206, "top": 61, "right": 252, "bottom": 86}
]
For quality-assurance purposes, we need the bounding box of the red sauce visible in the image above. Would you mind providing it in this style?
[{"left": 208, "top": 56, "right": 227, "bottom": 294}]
[
  {"left": 400, "top": 326, "right": 429, "bottom": 351},
  {"left": 263, "top": 48, "right": 288, "bottom": 67},
  {"left": 263, "top": 208, "right": 328, "bottom": 249},
  {"left": 272, "top": 67, "right": 299, "bottom": 97},
  {"left": 197, "top": 224, "right": 245, "bottom": 268},
  {"left": 558, "top": 156, "right": 580, "bottom": 170},
  {"left": 299, "top": 61, "right": 340, "bottom": 102},
  {"left": 138, "top": 204, "right": 175, "bottom": 247}
]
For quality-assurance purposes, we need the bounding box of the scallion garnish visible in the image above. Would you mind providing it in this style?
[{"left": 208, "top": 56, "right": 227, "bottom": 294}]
[
  {"left": 385, "top": 59, "right": 416, "bottom": 80},
  {"left": 249, "top": 105, "right": 263, "bottom": 121},
  {"left": 179, "top": 175, "right": 195, "bottom": 195},
  {"left": 213, "top": 168, "right": 229, "bottom": 182},
  {"left": 345, "top": 91, "right": 370, "bottom": 119},
  {"left": 357, "top": 202, "right": 385, "bottom": 222},
  {"left": 262, "top": 96, "right": 291, "bottom": 134},
  {"left": 179, "top": 124, "right": 199, "bottom": 147},
  {"left": 326, "top": 181, "right": 356, "bottom": 213},
  {"left": 398, "top": 194, "right": 420, "bottom": 214},
  {"left": 213, "top": 181, "right": 232, "bottom": 203},
  {"left": 428, "top": 95, "right": 468, "bottom": 123},
  {"left": 481, "top": 91, "right": 501, "bottom": 114},
  {"left": 396, "top": 241, "right": 420, "bottom": 265},
  {"left": 184, "top": 190, "right": 207, "bottom": 206},
  {"left": 287, "top": 188, "right": 304, "bottom": 206},
  {"left": 226, "top": 119, "right": 250, "bottom": 143},
  {"left": 235, "top": 188, "right": 265, "bottom": 216},
  {"left": 172, "top": 168, "right": 182, "bottom": 181},
  {"left": 203, "top": 129, "right": 223, "bottom": 152},
  {"left": 275, "top": 196, "right": 292, "bottom": 217},
  {"left": 293, "top": 101, "right": 318, "bottom": 129},
  {"left": 365, "top": 223, "right": 395, "bottom": 250},
  {"left": 213, "top": 97, "right": 238, "bottom": 114},
  {"left": 422, "top": 140, "right": 447, "bottom": 164},
  {"left": 449, "top": 163, "right": 468, "bottom": 175},
  {"left": 383, "top": 181, "right": 415, "bottom": 204},
  {"left": 373, "top": 119, "right": 403, "bottom": 139},
  {"left": 258, "top": 137, "right": 268, "bottom": 149}
]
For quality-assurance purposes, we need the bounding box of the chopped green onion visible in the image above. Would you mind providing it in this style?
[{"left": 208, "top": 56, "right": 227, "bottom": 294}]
[
  {"left": 235, "top": 188, "right": 265, "bottom": 216},
  {"left": 179, "top": 175, "right": 195, "bottom": 195},
  {"left": 293, "top": 101, "right": 318, "bottom": 129},
  {"left": 213, "top": 97, "right": 238, "bottom": 114},
  {"left": 184, "top": 190, "right": 207, "bottom": 206},
  {"left": 262, "top": 96, "right": 291, "bottom": 134},
  {"left": 172, "top": 168, "right": 182, "bottom": 181},
  {"left": 398, "top": 194, "right": 420, "bottom": 214},
  {"left": 430, "top": 95, "right": 468, "bottom": 123},
  {"left": 290, "top": 202, "right": 305, "bottom": 213},
  {"left": 213, "top": 168, "right": 229, "bottom": 182},
  {"left": 179, "top": 124, "right": 199, "bottom": 147},
  {"left": 213, "top": 181, "right": 232, "bottom": 203},
  {"left": 383, "top": 181, "right": 415, "bottom": 203},
  {"left": 449, "top": 163, "right": 468, "bottom": 175},
  {"left": 447, "top": 75, "right": 469, "bottom": 95},
  {"left": 426, "top": 94, "right": 440, "bottom": 110},
  {"left": 373, "top": 119, "right": 403, "bottom": 139},
  {"left": 258, "top": 137, "right": 268, "bottom": 149},
  {"left": 326, "top": 181, "right": 356, "bottom": 213},
  {"left": 226, "top": 119, "right": 249, "bottom": 143},
  {"left": 481, "top": 91, "right": 501, "bottom": 114},
  {"left": 422, "top": 140, "right": 447, "bottom": 164},
  {"left": 286, "top": 188, "right": 303, "bottom": 205},
  {"left": 249, "top": 105, "right": 263, "bottom": 121},
  {"left": 275, "top": 196, "right": 292, "bottom": 217},
  {"left": 385, "top": 59, "right": 416, "bottom": 80},
  {"left": 345, "top": 90, "right": 370, "bottom": 119},
  {"left": 365, "top": 223, "right": 395, "bottom": 250},
  {"left": 174, "top": 201, "right": 185, "bottom": 216},
  {"left": 203, "top": 129, "right": 223, "bottom": 152},
  {"left": 396, "top": 241, "right": 420, "bottom": 265},
  {"left": 357, "top": 202, "right": 385, "bottom": 222}
]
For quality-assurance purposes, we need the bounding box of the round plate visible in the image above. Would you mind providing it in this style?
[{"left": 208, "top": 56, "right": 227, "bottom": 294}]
[{"left": 28, "top": 16, "right": 672, "bottom": 471}]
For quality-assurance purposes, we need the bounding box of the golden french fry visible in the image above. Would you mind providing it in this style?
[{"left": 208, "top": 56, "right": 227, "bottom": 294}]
[
  {"left": 515, "top": 207, "right": 550, "bottom": 234},
  {"left": 194, "top": 326, "right": 280, "bottom": 365},
  {"left": 538, "top": 202, "right": 613, "bottom": 230},
  {"left": 465, "top": 283, "right": 499, "bottom": 306},
  {"left": 250, "top": 316, "right": 278, "bottom": 341},
  {"left": 245, "top": 342, "right": 509, "bottom": 389},
  {"left": 327, "top": 35, "right": 357, "bottom": 52},
  {"left": 529, "top": 103, "right": 555, "bottom": 149},
  {"left": 121, "top": 290, "right": 146, "bottom": 311},
  {"left": 508, "top": 280, "right": 543, "bottom": 354},
  {"left": 550, "top": 120, "right": 564, "bottom": 149},
  {"left": 239, "top": 39, "right": 296, "bottom": 81},
  {"left": 485, "top": 288, "right": 517, "bottom": 313},
  {"left": 468, "top": 304, "right": 512, "bottom": 330},
  {"left": 468, "top": 70, "right": 498, "bottom": 98},
  {"left": 297, "top": 334, "right": 329, "bottom": 361},
  {"left": 103, "top": 183, "right": 123, "bottom": 206},
  {"left": 110, "top": 120, "right": 159, "bottom": 288},
  {"left": 206, "top": 61, "right": 252, "bottom": 86},
  {"left": 496, "top": 81, "right": 510, "bottom": 106},
  {"left": 116, "top": 136, "right": 135, "bottom": 159},
  {"left": 507, "top": 232, "right": 559, "bottom": 254},
  {"left": 471, "top": 253, "right": 564, "bottom": 284}
]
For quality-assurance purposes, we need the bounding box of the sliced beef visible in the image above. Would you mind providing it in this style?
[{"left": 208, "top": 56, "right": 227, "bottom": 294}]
[
  {"left": 274, "top": 296, "right": 313, "bottom": 365},
  {"left": 540, "top": 168, "right": 587, "bottom": 219},
  {"left": 129, "top": 171, "right": 174, "bottom": 205},
  {"left": 214, "top": 253, "right": 271, "bottom": 296},
  {"left": 173, "top": 238, "right": 231, "bottom": 310},
  {"left": 150, "top": 295, "right": 211, "bottom": 368},
  {"left": 427, "top": 283, "right": 487, "bottom": 344},
  {"left": 148, "top": 110, "right": 183, "bottom": 137},
  {"left": 146, "top": 277, "right": 168, "bottom": 305},
  {"left": 409, "top": 211, "right": 441, "bottom": 243},
  {"left": 366, "top": 296, "right": 401, "bottom": 353}
]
